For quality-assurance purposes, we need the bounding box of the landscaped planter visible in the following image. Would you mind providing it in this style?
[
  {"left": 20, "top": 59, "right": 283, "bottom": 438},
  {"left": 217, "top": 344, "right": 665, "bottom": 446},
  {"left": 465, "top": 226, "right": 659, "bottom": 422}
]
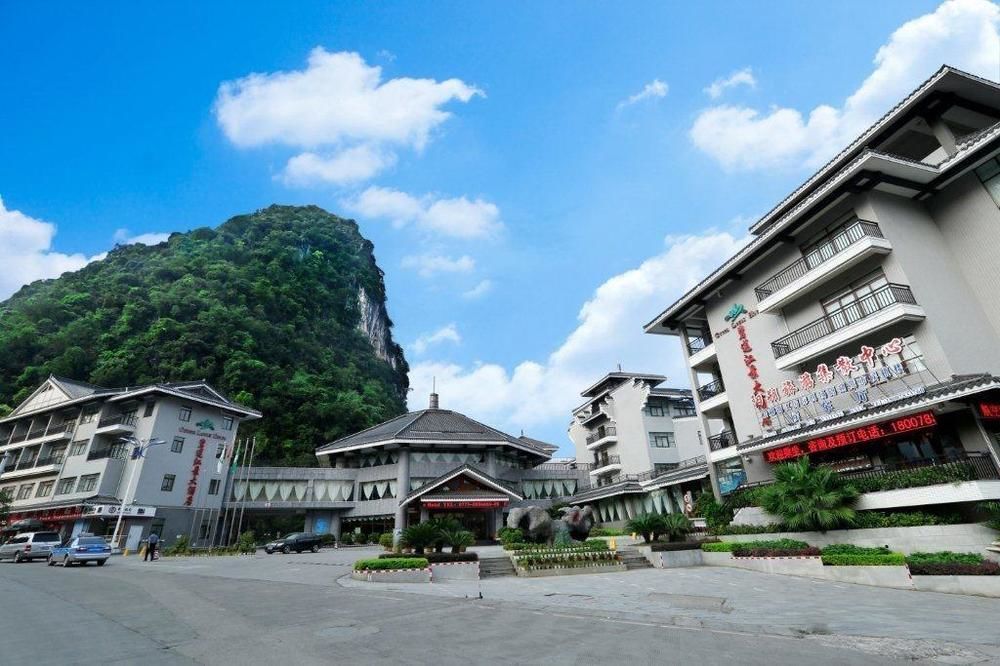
[
  {"left": 429, "top": 561, "right": 479, "bottom": 581},
  {"left": 515, "top": 563, "right": 627, "bottom": 577},
  {"left": 719, "top": 524, "right": 998, "bottom": 559},
  {"left": 351, "top": 568, "right": 431, "bottom": 583},
  {"left": 911, "top": 575, "right": 1000, "bottom": 598},
  {"left": 701, "top": 552, "right": 913, "bottom": 589}
]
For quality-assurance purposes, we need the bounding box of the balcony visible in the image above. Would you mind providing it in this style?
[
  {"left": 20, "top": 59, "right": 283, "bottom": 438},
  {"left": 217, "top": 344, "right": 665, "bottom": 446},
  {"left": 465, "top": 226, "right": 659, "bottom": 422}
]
[
  {"left": 1, "top": 455, "right": 65, "bottom": 480},
  {"left": 770, "top": 283, "right": 925, "bottom": 370},
  {"left": 87, "top": 444, "right": 128, "bottom": 461},
  {"left": 708, "top": 431, "right": 737, "bottom": 452},
  {"left": 754, "top": 220, "right": 892, "bottom": 313},
  {"left": 697, "top": 378, "right": 729, "bottom": 414},
  {"left": 95, "top": 413, "right": 138, "bottom": 434},
  {"left": 585, "top": 426, "right": 618, "bottom": 450},
  {"left": 687, "top": 336, "right": 718, "bottom": 370},
  {"left": 589, "top": 454, "right": 622, "bottom": 476}
]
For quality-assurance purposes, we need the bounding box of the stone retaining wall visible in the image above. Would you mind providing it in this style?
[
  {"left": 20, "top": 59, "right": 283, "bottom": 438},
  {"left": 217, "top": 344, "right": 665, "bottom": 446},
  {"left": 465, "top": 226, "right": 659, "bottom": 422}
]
[{"left": 429, "top": 562, "right": 479, "bottom": 581}]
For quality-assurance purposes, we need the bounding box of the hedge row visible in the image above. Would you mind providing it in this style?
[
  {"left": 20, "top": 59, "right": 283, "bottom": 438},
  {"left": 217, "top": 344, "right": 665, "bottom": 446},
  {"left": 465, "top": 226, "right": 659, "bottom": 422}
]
[
  {"left": 908, "top": 561, "right": 1000, "bottom": 576},
  {"left": 820, "top": 553, "right": 906, "bottom": 566},
  {"left": 354, "top": 557, "right": 429, "bottom": 571},
  {"left": 649, "top": 541, "right": 704, "bottom": 552},
  {"left": 734, "top": 547, "right": 821, "bottom": 557},
  {"left": 377, "top": 552, "right": 478, "bottom": 563}
]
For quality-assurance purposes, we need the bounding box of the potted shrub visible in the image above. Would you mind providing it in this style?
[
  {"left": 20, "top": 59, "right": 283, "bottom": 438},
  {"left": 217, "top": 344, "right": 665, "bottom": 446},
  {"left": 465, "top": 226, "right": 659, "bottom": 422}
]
[
  {"left": 442, "top": 529, "right": 475, "bottom": 553},
  {"left": 625, "top": 514, "right": 662, "bottom": 544},
  {"left": 402, "top": 522, "right": 439, "bottom": 555},
  {"left": 760, "top": 457, "right": 858, "bottom": 531},
  {"left": 659, "top": 513, "right": 693, "bottom": 542}
]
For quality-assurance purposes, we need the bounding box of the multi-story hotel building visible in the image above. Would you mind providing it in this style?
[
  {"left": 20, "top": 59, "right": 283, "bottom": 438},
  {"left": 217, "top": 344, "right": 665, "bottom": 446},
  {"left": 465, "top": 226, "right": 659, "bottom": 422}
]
[
  {"left": 226, "top": 393, "right": 590, "bottom": 540},
  {"left": 645, "top": 66, "right": 1000, "bottom": 510},
  {"left": 566, "top": 371, "right": 714, "bottom": 526},
  {"left": 0, "top": 376, "right": 259, "bottom": 548}
]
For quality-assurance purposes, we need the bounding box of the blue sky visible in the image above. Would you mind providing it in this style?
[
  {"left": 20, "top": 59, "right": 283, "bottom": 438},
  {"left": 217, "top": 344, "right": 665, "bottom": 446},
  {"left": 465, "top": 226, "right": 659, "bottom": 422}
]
[{"left": 1, "top": 1, "right": 997, "bottom": 451}]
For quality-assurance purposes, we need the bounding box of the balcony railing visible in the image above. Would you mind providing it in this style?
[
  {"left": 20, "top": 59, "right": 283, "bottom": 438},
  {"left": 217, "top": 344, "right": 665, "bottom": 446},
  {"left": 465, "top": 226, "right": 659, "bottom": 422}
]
[
  {"left": 31, "top": 455, "right": 64, "bottom": 468},
  {"left": 635, "top": 455, "right": 708, "bottom": 482},
  {"left": 697, "top": 378, "right": 725, "bottom": 402},
  {"left": 27, "top": 428, "right": 47, "bottom": 440},
  {"left": 771, "top": 283, "right": 918, "bottom": 359},
  {"left": 687, "top": 336, "right": 708, "bottom": 355},
  {"left": 98, "top": 413, "right": 138, "bottom": 429},
  {"left": 14, "top": 457, "right": 39, "bottom": 471},
  {"left": 592, "top": 454, "right": 621, "bottom": 469},
  {"left": 755, "top": 220, "right": 885, "bottom": 301},
  {"left": 585, "top": 426, "right": 617, "bottom": 445},
  {"left": 708, "top": 431, "right": 737, "bottom": 451},
  {"left": 87, "top": 444, "right": 127, "bottom": 461}
]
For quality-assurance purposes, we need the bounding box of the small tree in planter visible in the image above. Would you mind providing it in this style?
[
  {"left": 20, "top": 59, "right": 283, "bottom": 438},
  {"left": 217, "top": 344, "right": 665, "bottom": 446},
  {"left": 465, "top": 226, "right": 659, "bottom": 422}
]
[
  {"left": 426, "top": 517, "right": 461, "bottom": 553},
  {"left": 625, "top": 513, "right": 662, "bottom": 544},
  {"left": 760, "top": 457, "right": 858, "bottom": 531},
  {"left": 658, "top": 513, "right": 692, "bottom": 542},
  {"left": 442, "top": 528, "right": 475, "bottom": 553},
  {"left": 378, "top": 532, "right": 394, "bottom": 551},
  {"left": 402, "top": 522, "right": 439, "bottom": 555}
]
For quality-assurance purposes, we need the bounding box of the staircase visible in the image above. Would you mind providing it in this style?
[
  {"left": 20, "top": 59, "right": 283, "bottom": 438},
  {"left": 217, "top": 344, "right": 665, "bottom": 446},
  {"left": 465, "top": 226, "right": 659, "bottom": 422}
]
[
  {"left": 479, "top": 556, "right": 516, "bottom": 578},
  {"left": 619, "top": 547, "right": 653, "bottom": 571}
]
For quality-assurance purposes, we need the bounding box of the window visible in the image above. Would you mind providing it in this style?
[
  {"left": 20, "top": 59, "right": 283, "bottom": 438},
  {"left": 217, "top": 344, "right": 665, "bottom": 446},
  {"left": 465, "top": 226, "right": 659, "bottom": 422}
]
[
  {"left": 672, "top": 403, "right": 697, "bottom": 418},
  {"left": 178, "top": 407, "right": 192, "bottom": 422},
  {"left": 821, "top": 271, "right": 890, "bottom": 327},
  {"left": 77, "top": 474, "right": 99, "bottom": 493},
  {"left": 208, "top": 479, "right": 220, "bottom": 495},
  {"left": 143, "top": 401, "right": 155, "bottom": 418},
  {"left": 975, "top": 157, "right": 1000, "bottom": 207},
  {"left": 69, "top": 439, "right": 89, "bottom": 456},
  {"left": 645, "top": 404, "right": 666, "bottom": 417},
  {"left": 171, "top": 437, "right": 184, "bottom": 454},
  {"left": 649, "top": 432, "right": 675, "bottom": 448},
  {"left": 161, "top": 474, "right": 176, "bottom": 492},
  {"left": 35, "top": 481, "right": 54, "bottom": 498},
  {"left": 16, "top": 483, "right": 34, "bottom": 500},
  {"left": 80, "top": 408, "right": 97, "bottom": 424},
  {"left": 216, "top": 443, "right": 225, "bottom": 459},
  {"left": 222, "top": 416, "right": 234, "bottom": 431},
  {"left": 55, "top": 477, "right": 77, "bottom": 495}
]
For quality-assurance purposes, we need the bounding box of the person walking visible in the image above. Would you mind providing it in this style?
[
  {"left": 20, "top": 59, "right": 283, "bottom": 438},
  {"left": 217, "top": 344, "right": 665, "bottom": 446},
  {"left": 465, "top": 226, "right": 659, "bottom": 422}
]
[{"left": 144, "top": 532, "right": 159, "bottom": 562}]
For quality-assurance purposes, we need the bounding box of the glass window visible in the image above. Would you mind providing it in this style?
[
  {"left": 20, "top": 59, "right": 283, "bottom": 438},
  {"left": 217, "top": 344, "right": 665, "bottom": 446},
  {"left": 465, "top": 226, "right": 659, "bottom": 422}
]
[
  {"left": 55, "top": 477, "right": 77, "bottom": 495},
  {"left": 16, "top": 483, "right": 34, "bottom": 500},
  {"left": 143, "top": 402, "right": 155, "bottom": 418},
  {"left": 222, "top": 416, "right": 234, "bottom": 431},
  {"left": 179, "top": 407, "right": 192, "bottom": 422},
  {"left": 648, "top": 432, "right": 675, "bottom": 448},
  {"left": 161, "top": 474, "right": 175, "bottom": 492},
  {"left": 821, "top": 271, "right": 889, "bottom": 326},
  {"left": 35, "top": 481, "right": 54, "bottom": 498},
  {"left": 69, "top": 439, "right": 89, "bottom": 456},
  {"left": 80, "top": 409, "right": 97, "bottom": 424},
  {"left": 215, "top": 443, "right": 225, "bottom": 459},
  {"left": 77, "top": 474, "right": 99, "bottom": 493},
  {"left": 208, "top": 479, "right": 220, "bottom": 495},
  {"left": 672, "top": 403, "right": 697, "bottom": 417},
  {"left": 975, "top": 157, "right": 1000, "bottom": 207},
  {"left": 645, "top": 405, "right": 666, "bottom": 417},
  {"left": 171, "top": 437, "right": 184, "bottom": 453}
]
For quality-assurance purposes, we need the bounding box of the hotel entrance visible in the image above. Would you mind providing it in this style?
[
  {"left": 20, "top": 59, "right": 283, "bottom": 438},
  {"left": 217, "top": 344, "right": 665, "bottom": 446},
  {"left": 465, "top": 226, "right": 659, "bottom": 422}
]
[
  {"left": 401, "top": 465, "right": 522, "bottom": 541},
  {"left": 424, "top": 509, "right": 492, "bottom": 540}
]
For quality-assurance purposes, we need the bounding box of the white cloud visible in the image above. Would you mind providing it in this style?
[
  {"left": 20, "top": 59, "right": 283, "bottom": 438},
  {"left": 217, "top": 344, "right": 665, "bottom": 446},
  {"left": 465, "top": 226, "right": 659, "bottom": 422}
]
[
  {"left": 215, "top": 48, "right": 482, "bottom": 185},
  {"left": 704, "top": 67, "right": 757, "bottom": 99},
  {"left": 113, "top": 228, "right": 170, "bottom": 246},
  {"left": 617, "top": 79, "right": 668, "bottom": 110},
  {"left": 401, "top": 253, "right": 475, "bottom": 278},
  {"left": 462, "top": 279, "right": 493, "bottom": 299},
  {"left": 344, "top": 186, "right": 502, "bottom": 239},
  {"left": 690, "top": 0, "right": 1000, "bottom": 171},
  {"left": 407, "top": 230, "right": 749, "bottom": 436},
  {"left": 0, "top": 197, "right": 91, "bottom": 299},
  {"left": 411, "top": 323, "right": 461, "bottom": 355},
  {"left": 281, "top": 146, "right": 397, "bottom": 186}
]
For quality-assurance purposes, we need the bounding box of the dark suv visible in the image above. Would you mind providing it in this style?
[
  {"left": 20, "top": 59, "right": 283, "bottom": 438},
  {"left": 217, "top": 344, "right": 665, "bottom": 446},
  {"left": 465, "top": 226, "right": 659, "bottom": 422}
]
[{"left": 264, "top": 532, "right": 322, "bottom": 554}]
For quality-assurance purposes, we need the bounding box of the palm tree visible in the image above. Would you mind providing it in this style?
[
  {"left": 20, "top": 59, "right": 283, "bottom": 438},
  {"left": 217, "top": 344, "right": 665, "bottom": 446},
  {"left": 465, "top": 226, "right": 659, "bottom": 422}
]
[
  {"left": 441, "top": 528, "right": 475, "bottom": 553},
  {"left": 659, "top": 513, "right": 692, "bottom": 542},
  {"left": 760, "top": 457, "right": 858, "bottom": 531},
  {"left": 402, "top": 522, "right": 439, "bottom": 555},
  {"left": 625, "top": 513, "right": 662, "bottom": 543},
  {"left": 426, "top": 516, "right": 461, "bottom": 552}
]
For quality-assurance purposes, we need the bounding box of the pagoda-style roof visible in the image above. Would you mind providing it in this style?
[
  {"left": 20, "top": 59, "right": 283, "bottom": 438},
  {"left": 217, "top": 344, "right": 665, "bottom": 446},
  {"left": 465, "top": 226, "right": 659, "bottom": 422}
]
[{"left": 399, "top": 464, "right": 523, "bottom": 507}]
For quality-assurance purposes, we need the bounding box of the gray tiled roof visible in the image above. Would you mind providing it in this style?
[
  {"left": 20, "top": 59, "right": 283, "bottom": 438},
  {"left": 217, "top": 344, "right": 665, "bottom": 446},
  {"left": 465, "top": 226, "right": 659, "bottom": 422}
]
[
  {"left": 50, "top": 376, "right": 109, "bottom": 399},
  {"left": 316, "top": 409, "right": 551, "bottom": 456},
  {"left": 401, "top": 464, "right": 522, "bottom": 502}
]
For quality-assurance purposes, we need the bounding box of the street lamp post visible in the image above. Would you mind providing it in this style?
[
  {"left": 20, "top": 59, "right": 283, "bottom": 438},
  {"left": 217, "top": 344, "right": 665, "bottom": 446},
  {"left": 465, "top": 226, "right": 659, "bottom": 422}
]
[{"left": 110, "top": 436, "right": 165, "bottom": 552}]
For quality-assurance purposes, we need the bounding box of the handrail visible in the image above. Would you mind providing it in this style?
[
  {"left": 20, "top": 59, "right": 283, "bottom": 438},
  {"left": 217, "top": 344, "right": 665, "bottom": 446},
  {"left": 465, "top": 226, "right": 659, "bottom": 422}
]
[
  {"left": 771, "top": 283, "right": 917, "bottom": 358},
  {"left": 98, "top": 413, "right": 138, "bottom": 429},
  {"left": 755, "top": 220, "right": 885, "bottom": 300},
  {"left": 697, "top": 378, "right": 725, "bottom": 401},
  {"left": 687, "top": 336, "right": 708, "bottom": 355},
  {"left": 708, "top": 431, "right": 737, "bottom": 451},
  {"left": 585, "top": 426, "right": 617, "bottom": 445},
  {"left": 592, "top": 454, "right": 621, "bottom": 469}
]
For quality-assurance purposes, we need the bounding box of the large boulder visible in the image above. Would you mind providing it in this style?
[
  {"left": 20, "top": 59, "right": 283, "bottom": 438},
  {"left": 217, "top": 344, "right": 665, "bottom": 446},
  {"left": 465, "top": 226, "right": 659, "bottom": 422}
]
[{"left": 507, "top": 507, "right": 553, "bottom": 543}]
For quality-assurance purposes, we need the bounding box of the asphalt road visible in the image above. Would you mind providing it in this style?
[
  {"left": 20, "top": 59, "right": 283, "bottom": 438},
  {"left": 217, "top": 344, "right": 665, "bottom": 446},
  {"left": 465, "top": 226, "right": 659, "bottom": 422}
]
[{"left": 0, "top": 548, "right": 997, "bottom": 665}]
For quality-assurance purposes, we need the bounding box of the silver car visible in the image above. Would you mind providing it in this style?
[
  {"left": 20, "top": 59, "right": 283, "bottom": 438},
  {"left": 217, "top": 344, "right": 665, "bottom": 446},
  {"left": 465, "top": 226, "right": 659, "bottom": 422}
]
[{"left": 0, "top": 531, "right": 61, "bottom": 562}]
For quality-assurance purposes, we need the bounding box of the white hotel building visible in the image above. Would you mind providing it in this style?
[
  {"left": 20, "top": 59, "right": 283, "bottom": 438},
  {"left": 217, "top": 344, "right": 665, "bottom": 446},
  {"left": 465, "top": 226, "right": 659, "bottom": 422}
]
[{"left": 645, "top": 66, "right": 1000, "bottom": 511}]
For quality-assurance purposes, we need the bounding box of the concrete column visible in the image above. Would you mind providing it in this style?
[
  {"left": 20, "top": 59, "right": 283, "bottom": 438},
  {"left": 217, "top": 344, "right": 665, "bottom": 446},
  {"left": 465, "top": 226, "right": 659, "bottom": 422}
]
[
  {"left": 330, "top": 513, "right": 342, "bottom": 539},
  {"left": 970, "top": 409, "right": 1000, "bottom": 472},
  {"left": 392, "top": 448, "right": 411, "bottom": 547},
  {"left": 928, "top": 118, "right": 957, "bottom": 156},
  {"left": 486, "top": 447, "right": 498, "bottom": 477},
  {"left": 419, "top": 506, "right": 429, "bottom": 523}
]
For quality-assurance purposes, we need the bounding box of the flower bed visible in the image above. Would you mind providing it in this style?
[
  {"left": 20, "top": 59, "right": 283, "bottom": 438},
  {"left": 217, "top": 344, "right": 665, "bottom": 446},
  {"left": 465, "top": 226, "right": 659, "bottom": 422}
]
[
  {"left": 905, "top": 551, "right": 1000, "bottom": 576},
  {"left": 377, "top": 552, "right": 478, "bottom": 563},
  {"left": 354, "top": 557, "right": 429, "bottom": 571},
  {"left": 506, "top": 540, "right": 608, "bottom": 553},
  {"left": 701, "top": 538, "right": 818, "bottom": 557},
  {"left": 820, "top": 553, "right": 906, "bottom": 566},
  {"left": 513, "top": 549, "right": 624, "bottom": 576}
]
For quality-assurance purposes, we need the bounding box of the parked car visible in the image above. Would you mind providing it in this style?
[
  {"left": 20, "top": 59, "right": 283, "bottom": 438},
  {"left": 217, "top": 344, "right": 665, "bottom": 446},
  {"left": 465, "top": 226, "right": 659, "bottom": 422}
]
[
  {"left": 0, "top": 531, "right": 61, "bottom": 563},
  {"left": 264, "top": 532, "right": 322, "bottom": 554},
  {"left": 48, "top": 535, "right": 112, "bottom": 567}
]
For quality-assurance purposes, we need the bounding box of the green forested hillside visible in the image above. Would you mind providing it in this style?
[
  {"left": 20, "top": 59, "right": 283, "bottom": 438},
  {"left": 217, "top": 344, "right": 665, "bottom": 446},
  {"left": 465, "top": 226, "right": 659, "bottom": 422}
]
[{"left": 0, "top": 205, "right": 409, "bottom": 464}]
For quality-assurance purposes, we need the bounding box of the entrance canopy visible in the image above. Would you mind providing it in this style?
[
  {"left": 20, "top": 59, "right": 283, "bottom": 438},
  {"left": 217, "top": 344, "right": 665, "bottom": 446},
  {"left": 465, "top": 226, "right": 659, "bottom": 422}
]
[{"left": 399, "top": 464, "right": 523, "bottom": 509}]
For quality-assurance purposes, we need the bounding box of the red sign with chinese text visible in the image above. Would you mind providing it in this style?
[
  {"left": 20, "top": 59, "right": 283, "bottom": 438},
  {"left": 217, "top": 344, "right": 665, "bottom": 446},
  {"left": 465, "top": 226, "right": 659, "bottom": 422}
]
[
  {"left": 978, "top": 402, "right": 1000, "bottom": 419},
  {"left": 422, "top": 500, "right": 507, "bottom": 509},
  {"left": 185, "top": 439, "right": 206, "bottom": 506},
  {"left": 763, "top": 411, "right": 937, "bottom": 463}
]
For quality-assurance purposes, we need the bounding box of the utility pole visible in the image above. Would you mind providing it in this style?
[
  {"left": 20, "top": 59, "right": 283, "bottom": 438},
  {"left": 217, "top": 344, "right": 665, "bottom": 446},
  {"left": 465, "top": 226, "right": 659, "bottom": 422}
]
[
  {"left": 234, "top": 435, "right": 256, "bottom": 543},
  {"left": 110, "top": 436, "right": 165, "bottom": 552}
]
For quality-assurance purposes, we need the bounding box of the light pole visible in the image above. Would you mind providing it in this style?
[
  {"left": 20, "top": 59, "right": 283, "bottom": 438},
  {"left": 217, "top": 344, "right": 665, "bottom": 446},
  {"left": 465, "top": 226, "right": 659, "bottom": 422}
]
[{"left": 110, "top": 435, "right": 164, "bottom": 552}]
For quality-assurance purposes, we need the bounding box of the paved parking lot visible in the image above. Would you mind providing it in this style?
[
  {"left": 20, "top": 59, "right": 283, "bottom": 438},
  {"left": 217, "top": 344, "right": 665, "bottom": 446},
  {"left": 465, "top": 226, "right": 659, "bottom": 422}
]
[{"left": 0, "top": 547, "right": 998, "bottom": 665}]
